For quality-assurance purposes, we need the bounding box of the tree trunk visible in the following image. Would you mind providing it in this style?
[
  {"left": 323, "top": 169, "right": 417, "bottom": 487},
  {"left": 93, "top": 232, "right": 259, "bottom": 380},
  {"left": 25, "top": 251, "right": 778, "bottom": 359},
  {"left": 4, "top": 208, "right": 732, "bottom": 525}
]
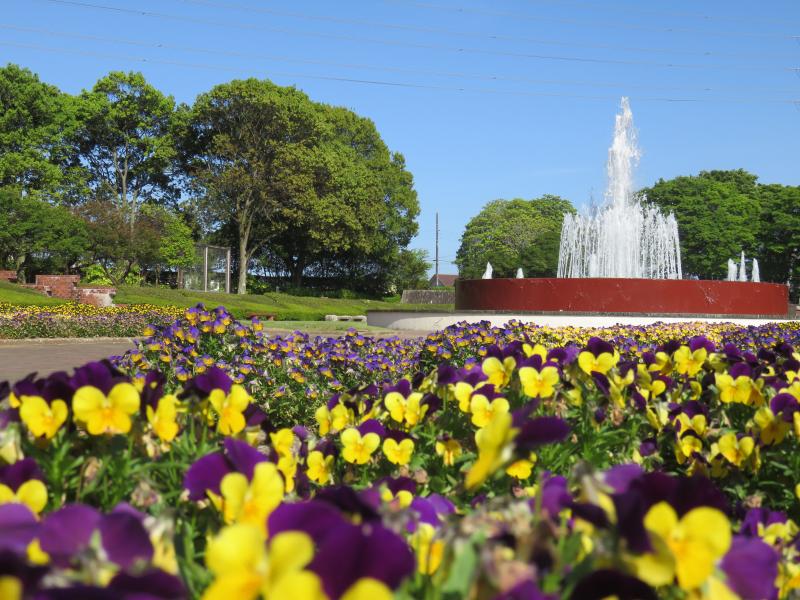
[
  {"left": 15, "top": 254, "right": 27, "bottom": 284},
  {"left": 289, "top": 257, "right": 305, "bottom": 288},
  {"left": 238, "top": 236, "right": 249, "bottom": 295}
]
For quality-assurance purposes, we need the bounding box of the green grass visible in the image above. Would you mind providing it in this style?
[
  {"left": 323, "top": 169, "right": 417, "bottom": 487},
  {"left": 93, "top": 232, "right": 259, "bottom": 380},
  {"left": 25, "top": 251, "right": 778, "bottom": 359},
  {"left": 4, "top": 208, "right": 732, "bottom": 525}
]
[
  {"left": 0, "top": 281, "right": 67, "bottom": 306},
  {"left": 114, "top": 285, "right": 452, "bottom": 321}
]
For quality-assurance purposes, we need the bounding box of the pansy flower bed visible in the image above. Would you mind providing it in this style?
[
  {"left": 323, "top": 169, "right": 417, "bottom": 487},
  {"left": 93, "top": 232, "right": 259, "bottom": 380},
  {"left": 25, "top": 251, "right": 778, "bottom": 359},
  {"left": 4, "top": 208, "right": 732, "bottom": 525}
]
[
  {"left": 1, "top": 305, "right": 800, "bottom": 598},
  {"left": 0, "top": 303, "right": 185, "bottom": 339}
]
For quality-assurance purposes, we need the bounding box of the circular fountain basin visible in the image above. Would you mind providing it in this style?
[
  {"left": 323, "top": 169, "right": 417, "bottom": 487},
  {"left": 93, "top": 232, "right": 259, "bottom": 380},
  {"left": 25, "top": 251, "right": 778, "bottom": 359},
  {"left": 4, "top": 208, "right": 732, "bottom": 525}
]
[
  {"left": 455, "top": 278, "right": 789, "bottom": 318},
  {"left": 366, "top": 278, "right": 791, "bottom": 331}
]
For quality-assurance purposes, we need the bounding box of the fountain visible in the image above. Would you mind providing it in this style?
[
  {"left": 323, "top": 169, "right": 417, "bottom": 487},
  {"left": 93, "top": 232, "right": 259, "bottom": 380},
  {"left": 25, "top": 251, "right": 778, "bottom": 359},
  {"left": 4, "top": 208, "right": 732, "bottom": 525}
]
[
  {"left": 557, "top": 98, "right": 682, "bottom": 280},
  {"left": 449, "top": 97, "right": 788, "bottom": 319},
  {"left": 369, "top": 98, "right": 789, "bottom": 329},
  {"left": 727, "top": 259, "right": 738, "bottom": 282}
]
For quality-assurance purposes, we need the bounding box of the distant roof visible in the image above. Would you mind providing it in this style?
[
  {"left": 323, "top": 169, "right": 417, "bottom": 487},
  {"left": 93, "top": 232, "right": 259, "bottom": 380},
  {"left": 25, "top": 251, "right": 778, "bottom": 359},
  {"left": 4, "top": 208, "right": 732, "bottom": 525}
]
[{"left": 429, "top": 274, "right": 458, "bottom": 287}]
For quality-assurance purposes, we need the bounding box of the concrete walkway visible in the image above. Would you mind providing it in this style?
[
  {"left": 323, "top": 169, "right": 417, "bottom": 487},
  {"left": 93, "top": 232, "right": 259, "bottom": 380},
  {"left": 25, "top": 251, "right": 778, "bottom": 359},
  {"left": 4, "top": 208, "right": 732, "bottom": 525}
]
[
  {"left": 0, "top": 329, "right": 432, "bottom": 383},
  {"left": 0, "top": 339, "right": 137, "bottom": 382}
]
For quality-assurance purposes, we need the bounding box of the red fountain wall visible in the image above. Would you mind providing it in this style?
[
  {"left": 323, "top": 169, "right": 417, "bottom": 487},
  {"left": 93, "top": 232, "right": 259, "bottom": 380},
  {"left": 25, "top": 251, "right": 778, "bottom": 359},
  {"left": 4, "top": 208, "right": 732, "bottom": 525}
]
[{"left": 455, "top": 278, "right": 789, "bottom": 318}]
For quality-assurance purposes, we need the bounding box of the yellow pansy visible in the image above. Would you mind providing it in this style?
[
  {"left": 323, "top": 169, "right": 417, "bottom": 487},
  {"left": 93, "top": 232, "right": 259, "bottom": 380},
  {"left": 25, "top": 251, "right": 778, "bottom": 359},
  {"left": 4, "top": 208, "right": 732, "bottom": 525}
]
[
  {"left": 577, "top": 351, "right": 617, "bottom": 375},
  {"left": 409, "top": 523, "right": 444, "bottom": 575},
  {"left": 481, "top": 356, "right": 516, "bottom": 389},
  {"left": 270, "top": 429, "right": 295, "bottom": 458},
  {"left": 384, "top": 392, "right": 427, "bottom": 427},
  {"left": 19, "top": 396, "right": 68, "bottom": 439},
  {"left": 219, "top": 462, "right": 284, "bottom": 531},
  {"left": 381, "top": 488, "right": 413, "bottom": 508},
  {"left": 340, "top": 428, "right": 380, "bottom": 465},
  {"left": 209, "top": 385, "right": 251, "bottom": 436},
  {"left": 306, "top": 451, "right": 334, "bottom": 485},
  {"left": 469, "top": 395, "right": 509, "bottom": 428},
  {"left": 506, "top": 453, "right": 537, "bottom": 480},
  {"left": 203, "top": 524, "right": 324, "bottom": 600},
  {"left": 673, "top": 346, "right": 707, "bottom": 377},
  {"left": 753, "top": 407, "right": 790, "bottom": 446},
  {"left": 72, "top": 383, "right": 140, "bottom": 435},
  {"left": 466, "top": 411, "right": 515, "bottom": 490},
  {"left": 26, "top": 538, "right": 49, "bottom": 565},
  {"left": 633, "top": 501, "right": 731, "bottom": 591},
  {"left": 453, "top": 381, "right": 481, "bottom": 413},
  {"left": 518, "top": 365, "right": 560, "bottom": 399},
  {"left": 0, "top": 577, "right": 22, "bottom": 600},
  {"left": 314, "top": 406, "right": 331, "bottom": 435},
  {"left": 522, "top": 343, "right": 547, "bottom": 360},
  {"left": 674, "top": 413, "right": 706, "bottom": 437},
  {"left": 277, "top": 455, "right": 297, "bottom": 494},
  {"left": 330, "top": 404, "right": 354, "bottom": 431},
  {"left": 383, "top": 438, "right": 414, "bottom": 466},
  {"left": 715, "top": 373, "right": 754, "bottom": 404},
  {"left": 146, "top": 394, "right": 180, "bottom": 443},
  {"left": 0, "top": 479, "right": 47, "bottom": 514},
  {"left": 340, "top": 578, "right": 393, "bottom": 600},
  {"left": 434, "top": 439, "right": 462, "bottom": 466},
  {"left": 717, "top": 433, "right": 754, "bottom": 467}
]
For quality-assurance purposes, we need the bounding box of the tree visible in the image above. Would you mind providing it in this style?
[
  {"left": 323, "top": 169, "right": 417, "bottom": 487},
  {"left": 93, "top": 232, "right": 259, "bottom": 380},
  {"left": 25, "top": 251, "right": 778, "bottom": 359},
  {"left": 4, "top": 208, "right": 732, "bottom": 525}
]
[
  {"left": 456, "top": 195, "right": 575, "bottom": 279},
  {"left": 267, "top": 104, "right": 419, "bottom": 291},
  {"left": 0, "top": 188, "right": 88, "bottom": 281},
  {"left": 0, "top": 64, "right": 83, "bottom": 200},
  {"left": 78, "top": 200, "right": 163, "bottom": 286},
  {"left": 183, "top": 79, "right": 419, "bottom": 295},
  {"left": 757, "top": 183, "right": 800, "bottom": 296},
  {"left": 182, "top": 78, "right": 323, "bottom": 294},
  {"left": 389, "top": 248, "right": 431, "bottom": 292},
  {"left": 157, "top": 209, "right": 197, "bottom": 272},
  {"left": 73, "top": 71, "right": 177, "bottom": 230},
  {"left": 641, "top": 171, "right": 762, "bottom": 280}
]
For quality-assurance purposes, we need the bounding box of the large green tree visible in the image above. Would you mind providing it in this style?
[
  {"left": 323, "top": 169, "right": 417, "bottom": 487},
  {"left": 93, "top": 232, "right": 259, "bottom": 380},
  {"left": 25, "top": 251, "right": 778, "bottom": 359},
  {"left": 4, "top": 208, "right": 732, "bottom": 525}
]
[
  {"left": 757, "top": 183, "right": 800, "bottom": 295},
  {"left": 641, "top": 170, "right": 763, "bottom": 280},
  {"left": 456, "top": 195, "right": 575, "bottom": 279},
  {"left": 73, "top": 71, "right": 177, "bottom": 230},
  {"left": 182, "top": 78, "right": 322, "bottom": 294},
  {"left": 0, "top": 188, "right": 89, "bottom": 281},
  {"left": 267, "top": 104, "right": 418, "bottom": 291},
  {"left": 183, "top": 78, "right": 418, "bottom": 294},
  {"left": 0, "top": 64, "right": 82, "bottom": 200}
]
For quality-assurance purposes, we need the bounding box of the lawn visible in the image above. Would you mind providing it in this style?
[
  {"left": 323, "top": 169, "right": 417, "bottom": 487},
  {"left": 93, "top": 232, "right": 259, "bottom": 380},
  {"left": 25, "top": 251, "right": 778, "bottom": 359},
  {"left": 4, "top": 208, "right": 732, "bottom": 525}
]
[
  {"left": 0, "top": 281, "right": 452, "bottom": 321},
  {"left": 114, "top": 285, "right": 452, "bottom": 320},
  {"left": 0, "top": 280, "right": 66, "bottom": 306}
]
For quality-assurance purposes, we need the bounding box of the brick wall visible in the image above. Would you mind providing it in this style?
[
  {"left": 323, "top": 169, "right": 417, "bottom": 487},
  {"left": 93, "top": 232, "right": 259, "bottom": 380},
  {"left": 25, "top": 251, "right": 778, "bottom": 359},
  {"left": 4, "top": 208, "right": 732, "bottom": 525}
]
[
  {"left": 0, "top": 270, "right": 17, "bottom": 283},
  {"left": 20, "top": 275, "right": 116, "bottom": 306}
]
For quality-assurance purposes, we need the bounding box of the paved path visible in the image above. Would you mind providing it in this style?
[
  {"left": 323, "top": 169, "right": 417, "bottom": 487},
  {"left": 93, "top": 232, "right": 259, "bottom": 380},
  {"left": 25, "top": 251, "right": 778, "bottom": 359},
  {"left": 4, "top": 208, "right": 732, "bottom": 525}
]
[{"left": 0, "top": 339, "right": 137, "bottom": 382}]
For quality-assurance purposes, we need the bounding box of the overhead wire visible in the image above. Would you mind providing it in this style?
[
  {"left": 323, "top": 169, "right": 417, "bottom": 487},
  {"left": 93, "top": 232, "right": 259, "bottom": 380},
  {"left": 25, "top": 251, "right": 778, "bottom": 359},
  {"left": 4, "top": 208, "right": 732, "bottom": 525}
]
[
  {"left": 168, "top": 0, "right": 799, "bottom": 61},
  {"left": 383, "top": 0, "right": 799, "bottom": 40},
  {"left": 4, "top": 24, "right": 798, "bottom": 96},
  {"left": 33, "top": 0, "right": 798, "bottom": 73},
  {"left": 512, "top": 0, "right": 800, "bottom": 29},
  {"left": 2, "top": 40, "right": 797, "bottom": 106}
]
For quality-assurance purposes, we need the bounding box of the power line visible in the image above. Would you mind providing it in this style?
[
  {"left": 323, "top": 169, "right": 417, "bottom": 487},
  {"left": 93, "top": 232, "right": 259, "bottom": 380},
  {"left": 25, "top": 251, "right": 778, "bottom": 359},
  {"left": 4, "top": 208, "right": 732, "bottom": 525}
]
[
  {"left": 515, "top": 0, "right": 800, "bottom": 29},
  {"left": 3, "top": 40, "right": 798, "bottom": 105},
  {"left": 5, "top": 24, "right": 798, "bottom": 96},
  {"left": 384, "top": 0, "right": 799, "bottom": 40},
  {"left": 33, "top": 0, "right": 798, "bottom": 73},
  {"left": 168, "top": 0, "right": 798, "bottom": 62}
]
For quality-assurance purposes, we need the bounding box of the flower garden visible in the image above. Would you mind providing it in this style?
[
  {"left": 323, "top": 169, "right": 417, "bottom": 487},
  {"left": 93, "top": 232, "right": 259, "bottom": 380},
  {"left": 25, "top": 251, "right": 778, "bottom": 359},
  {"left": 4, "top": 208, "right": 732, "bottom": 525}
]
[
  {"left": 2, "top": 304, "right": 800, "bottom": 599},
  {"left": 0, "top": 303, "right": 185, "bottom": 339}
]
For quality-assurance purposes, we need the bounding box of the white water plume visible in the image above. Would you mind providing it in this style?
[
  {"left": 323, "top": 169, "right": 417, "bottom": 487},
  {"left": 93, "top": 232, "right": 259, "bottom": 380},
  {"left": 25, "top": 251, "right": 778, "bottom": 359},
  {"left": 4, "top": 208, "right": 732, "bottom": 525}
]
[{"left": 557, "top": 98, "right": 682, "bottom": 280}]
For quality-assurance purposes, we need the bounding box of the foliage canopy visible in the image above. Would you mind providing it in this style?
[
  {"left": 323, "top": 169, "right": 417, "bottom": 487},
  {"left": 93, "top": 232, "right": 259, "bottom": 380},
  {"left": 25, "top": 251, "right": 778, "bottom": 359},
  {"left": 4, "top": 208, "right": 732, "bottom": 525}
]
[{"left": 456, "top": 195, "right": 575, "bottom": 279}]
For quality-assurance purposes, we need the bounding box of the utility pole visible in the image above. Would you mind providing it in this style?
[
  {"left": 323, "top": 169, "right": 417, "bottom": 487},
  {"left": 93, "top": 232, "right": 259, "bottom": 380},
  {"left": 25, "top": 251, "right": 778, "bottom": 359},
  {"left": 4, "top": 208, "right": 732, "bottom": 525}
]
[{"left": 435, "top": 212, "right": 439, "bottom": 287}]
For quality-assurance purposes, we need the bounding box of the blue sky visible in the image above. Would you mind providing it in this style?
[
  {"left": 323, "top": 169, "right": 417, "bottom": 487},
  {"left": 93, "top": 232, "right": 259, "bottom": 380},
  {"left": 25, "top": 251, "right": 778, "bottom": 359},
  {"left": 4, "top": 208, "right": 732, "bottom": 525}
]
[{"left": 4, "top": 0, "right": 799, "bottom": 275}]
